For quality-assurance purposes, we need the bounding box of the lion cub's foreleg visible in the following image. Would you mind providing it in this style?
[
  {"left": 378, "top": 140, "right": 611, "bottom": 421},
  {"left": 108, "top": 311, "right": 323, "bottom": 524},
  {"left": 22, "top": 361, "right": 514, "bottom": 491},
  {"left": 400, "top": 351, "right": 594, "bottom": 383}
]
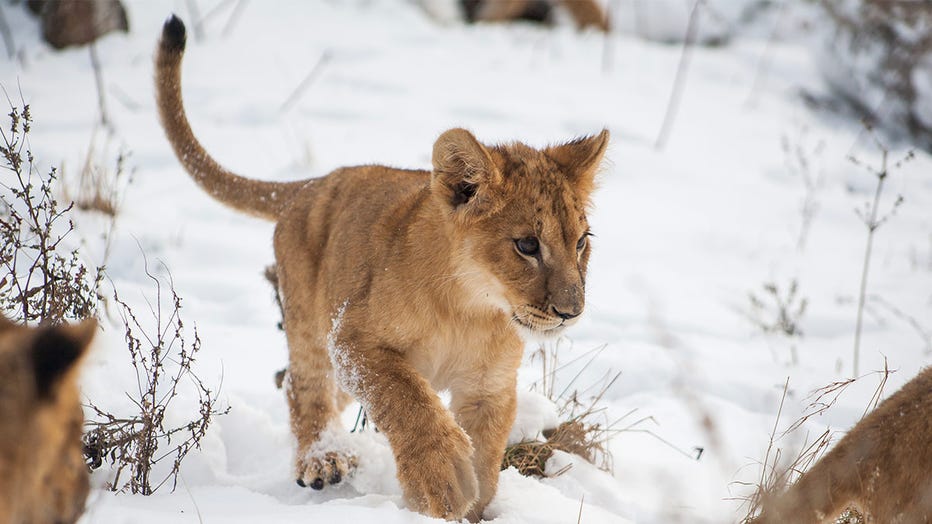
[
  {"left": 334, "top": 344, "right": 479, "bottom": 520},
  {"left": 452, "top": 381, "right": 518, "bottom": 522}
]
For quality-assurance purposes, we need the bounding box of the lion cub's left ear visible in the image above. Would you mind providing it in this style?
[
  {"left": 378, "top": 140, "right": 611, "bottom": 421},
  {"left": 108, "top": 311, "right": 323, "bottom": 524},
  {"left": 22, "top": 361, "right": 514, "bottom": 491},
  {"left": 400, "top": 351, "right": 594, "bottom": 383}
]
[
  {"left": 431, "top": 128, "right": 503, "bottom": 217},
  {"left": 30, "top": 319, "right": 96, "bottom": 400},
  {"left": 545, "top": 129, "right": 609, "bottom": 196}
]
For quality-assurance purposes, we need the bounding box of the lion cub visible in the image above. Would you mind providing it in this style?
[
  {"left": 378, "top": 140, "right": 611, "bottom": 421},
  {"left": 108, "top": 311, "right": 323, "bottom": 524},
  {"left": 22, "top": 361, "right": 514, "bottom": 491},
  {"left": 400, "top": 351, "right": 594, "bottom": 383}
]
[
  {"left": 756, "top": 366, "right": 932, "bottom": 523},
  {"left": 0, "top": 316, "right": 95, "bottom": 524},
  {"left": 155, "top": 15, "right": 608, "bottom": 521}
]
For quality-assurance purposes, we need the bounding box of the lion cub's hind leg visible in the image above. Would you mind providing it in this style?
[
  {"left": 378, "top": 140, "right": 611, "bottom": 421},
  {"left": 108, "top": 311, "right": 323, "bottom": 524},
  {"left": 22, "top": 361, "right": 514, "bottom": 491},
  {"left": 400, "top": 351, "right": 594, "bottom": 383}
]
[
  {"left": 285, "top": 337, "right": 358, "bottom": 490},
  {"left": 274, "top": 221, "right": 358, "bottom": 490}
]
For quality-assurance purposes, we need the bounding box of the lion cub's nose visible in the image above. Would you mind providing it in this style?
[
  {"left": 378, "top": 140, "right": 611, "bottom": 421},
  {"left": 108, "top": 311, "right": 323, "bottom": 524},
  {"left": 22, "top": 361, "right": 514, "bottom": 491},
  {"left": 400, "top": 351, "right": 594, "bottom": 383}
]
[{"left": 551, "top": 305, "right": 581, "bottom": 320}]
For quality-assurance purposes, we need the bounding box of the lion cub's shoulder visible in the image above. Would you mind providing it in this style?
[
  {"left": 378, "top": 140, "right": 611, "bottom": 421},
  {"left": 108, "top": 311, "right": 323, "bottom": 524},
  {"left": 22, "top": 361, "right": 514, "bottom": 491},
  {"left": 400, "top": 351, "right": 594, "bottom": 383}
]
[{"left": 0, "top": 316, "right": 95, "bottom": 524}]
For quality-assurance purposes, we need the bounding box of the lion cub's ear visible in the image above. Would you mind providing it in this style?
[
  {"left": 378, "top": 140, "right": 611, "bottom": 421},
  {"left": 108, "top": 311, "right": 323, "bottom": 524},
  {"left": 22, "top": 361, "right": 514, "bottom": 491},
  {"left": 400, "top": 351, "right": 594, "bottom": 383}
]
[
  {"left": 545, "top": 129, "right": 609, "bottom": 197},
  {"left": 30, "top": 319, "right": 96, "bottom": 400},
  {"left": 431, "top": 128, "right": 502, "bottom": 215}
]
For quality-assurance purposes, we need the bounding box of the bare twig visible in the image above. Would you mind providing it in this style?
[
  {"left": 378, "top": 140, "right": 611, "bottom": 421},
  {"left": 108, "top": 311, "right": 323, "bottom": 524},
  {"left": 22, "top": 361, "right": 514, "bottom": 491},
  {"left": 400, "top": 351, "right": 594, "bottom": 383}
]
[
  {"left": 83, "top": 262, "right": 228, "bottom": 495},
  {"left": 744, "top": 0, "right": 788, "bottom": 107},
  {"left": 0, "top": 3, "right": 14, "bottom": 60},
  {"left": 279, "top": 51, "right": 332, "bottom": 114},
  {"left": 186, "top": 0, "right": 205, "bottom": 42},
  {"left": 222, "top": 0, "right": 249, "bottom": 38},
  {"left": 655, "top": 0, "right": 702, "bottom": 149},
  {"left": 198, "top": 0, "right": 236, "bottom": 29},
  {"left": 850, "top": 137, "right": 911, "bottom": 375},
  {"left": 867, "top": 295, "right": 932, "bottom": 355},
  {"left": 601, "top": 0, "right": 619, "bottom": 74},
  {"left": 1, "top": 101, "right": 102, "bottom": 324},
  {"left": 88, "top": 43, "right": 111, "bottom": 130}
]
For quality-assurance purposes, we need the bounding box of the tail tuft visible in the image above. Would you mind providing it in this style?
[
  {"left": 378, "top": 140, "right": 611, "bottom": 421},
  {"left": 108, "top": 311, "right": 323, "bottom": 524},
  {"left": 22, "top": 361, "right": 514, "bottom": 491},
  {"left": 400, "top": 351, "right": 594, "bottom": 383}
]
[{"left": 161, "top": 14, "right": 186, "bottom": 53}]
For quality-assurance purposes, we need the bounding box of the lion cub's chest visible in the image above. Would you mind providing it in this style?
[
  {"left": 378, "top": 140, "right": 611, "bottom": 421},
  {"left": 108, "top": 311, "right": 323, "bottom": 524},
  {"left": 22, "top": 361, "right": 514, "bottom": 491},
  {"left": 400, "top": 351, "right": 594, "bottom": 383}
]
[{"left": 405, "top": 317, "right": 522, "bottom": 392}]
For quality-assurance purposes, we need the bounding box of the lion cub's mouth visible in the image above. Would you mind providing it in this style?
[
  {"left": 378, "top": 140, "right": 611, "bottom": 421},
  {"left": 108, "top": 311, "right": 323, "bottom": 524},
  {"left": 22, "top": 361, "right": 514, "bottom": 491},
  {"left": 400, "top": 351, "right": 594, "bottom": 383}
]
[{"left": 511, "top": 305, "right": 578, "bottom": 337}]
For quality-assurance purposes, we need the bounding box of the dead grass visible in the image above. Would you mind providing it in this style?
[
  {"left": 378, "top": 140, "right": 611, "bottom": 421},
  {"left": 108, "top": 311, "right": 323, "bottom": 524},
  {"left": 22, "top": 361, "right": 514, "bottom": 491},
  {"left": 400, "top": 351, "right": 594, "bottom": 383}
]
[
  {"left": 62, "top": 129, "right": 132, "bottom": 217},
  {"left": 503, "top": 340, "right": 623, "bottom": 477},
  {"left": 503, "top": 416, "right": 611, "bottom": 478},
  {"left": 734, "top": 361, "right": 893, "bottom": 523}
]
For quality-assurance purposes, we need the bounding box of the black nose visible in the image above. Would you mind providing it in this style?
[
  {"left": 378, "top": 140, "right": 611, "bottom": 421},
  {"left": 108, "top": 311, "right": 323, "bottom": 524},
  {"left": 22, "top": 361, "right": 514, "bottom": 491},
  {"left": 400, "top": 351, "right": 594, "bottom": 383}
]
[{"left": 551, "top": 306, "right": 581, "bottom": 320}]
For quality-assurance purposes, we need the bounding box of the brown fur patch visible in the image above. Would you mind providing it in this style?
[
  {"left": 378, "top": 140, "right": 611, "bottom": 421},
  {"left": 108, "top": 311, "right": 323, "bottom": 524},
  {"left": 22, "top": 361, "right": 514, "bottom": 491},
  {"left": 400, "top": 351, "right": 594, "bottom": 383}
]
[
  {"left": 155, "top": 17, "right": 608, "bottom": 521},
  {"left": 756, "top": 367, "right": 932, "bottom": 523},
  {"left": 0, "top": 317, "right": 95, "bottom": 524},
  {"left": 470, "top": 0, "right": 610, "bottom": 31}
]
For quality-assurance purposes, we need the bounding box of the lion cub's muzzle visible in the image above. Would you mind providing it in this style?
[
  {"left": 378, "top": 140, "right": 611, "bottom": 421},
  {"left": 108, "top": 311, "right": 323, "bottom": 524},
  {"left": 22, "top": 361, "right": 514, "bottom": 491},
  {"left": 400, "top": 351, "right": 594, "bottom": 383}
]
[{"left": 512, "top": 303, "right": 583, "bottom": 335}]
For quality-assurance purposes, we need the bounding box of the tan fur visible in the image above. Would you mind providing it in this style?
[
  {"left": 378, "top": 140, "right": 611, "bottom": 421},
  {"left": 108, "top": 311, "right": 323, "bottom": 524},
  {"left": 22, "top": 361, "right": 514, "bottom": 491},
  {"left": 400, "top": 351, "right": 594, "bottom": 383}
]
[
  {"left": 757, "top": 367, "right": 932, "bottom": 523},
  {"left": 155, "top": 16, "right": 608, "bottom": 521},
  {"left": 0, "top": 317, "right": 95, "bottom": 524},
  {"left": 559, "top": 0, "right": 610, "bottom": 31},
  {"left": 475, "top": 0, "right": 610, "bottom": 31}
]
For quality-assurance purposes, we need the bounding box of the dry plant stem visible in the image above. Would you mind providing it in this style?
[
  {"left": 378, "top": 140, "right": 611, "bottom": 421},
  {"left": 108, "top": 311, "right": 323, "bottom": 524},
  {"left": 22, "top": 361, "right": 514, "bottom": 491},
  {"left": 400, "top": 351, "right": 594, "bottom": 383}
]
[
  {"left": 0, "top": 3, "right": 14, "bottom": 60},
  {"left": 222, "top": 0, "right": 249, "bottom": 38},
  {"left": 744, "top": 0, "right": 788, "bottom": 108},
  {"left": 759, "top": 377, "right": 789, "bottom": 509},
  {"left": 868, "top": 294, "right": 932, "bottom": 354},
  {"left": 507, "top": 340, "right": 621, "bottom": 477},
  {"left": 279, "top": 51, "right": 331, "bottom": 114},
  {"left": 1, "top": 102, "right": 100, "bottom": 324},
  {"left": 83, "top": 261, "right": 228, "bottom": 495},
  {"left": 88, "top": 44, "right": 111, "bottom": 129},
  {"left": 852, "top": 149, "right": 887, "bottom": 377},
  {"left": 601, "top": 0, "right": 619, "bottom": 74},
  {"left": 655, "top": 0, "right": 701, "bottom": 150},
  {"left": 186, "top": 0, "right": 205, "bottom": 42},
  {"left": 198, "top": 0, "right": 236, "bottom": 30}
]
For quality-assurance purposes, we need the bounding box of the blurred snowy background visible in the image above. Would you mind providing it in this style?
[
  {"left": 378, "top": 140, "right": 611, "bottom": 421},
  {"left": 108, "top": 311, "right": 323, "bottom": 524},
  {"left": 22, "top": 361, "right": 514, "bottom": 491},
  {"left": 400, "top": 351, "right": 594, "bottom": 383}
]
[{"left": 1, "top": 0, "right": 931, "bottom": 522}]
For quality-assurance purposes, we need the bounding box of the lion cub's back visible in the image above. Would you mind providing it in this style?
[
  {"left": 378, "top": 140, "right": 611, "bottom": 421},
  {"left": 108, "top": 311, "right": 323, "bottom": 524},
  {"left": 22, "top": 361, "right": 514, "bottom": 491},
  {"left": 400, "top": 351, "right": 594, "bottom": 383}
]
[
  {"left": 285, "top": 164, "right": 430, "bottom": 244},
  {"left": 273, "top": 165, "right": 432, "bottom": 316}
]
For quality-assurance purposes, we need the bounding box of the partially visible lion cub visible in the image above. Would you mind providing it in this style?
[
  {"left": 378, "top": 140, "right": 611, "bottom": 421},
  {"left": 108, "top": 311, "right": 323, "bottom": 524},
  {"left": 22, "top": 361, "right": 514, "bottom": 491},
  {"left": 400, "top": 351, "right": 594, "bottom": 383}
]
[
  {"left": 156, "top": 15, "right": 608, "bottom": 521},
  {"left": 0, "top": 316, "right": 96, "bottom": 524},
  {"left": 756, "top": 366, "right": 932, "bottom": 523},
  {"left": 461, "top": 0, "right": 610, "bottom": 32}
]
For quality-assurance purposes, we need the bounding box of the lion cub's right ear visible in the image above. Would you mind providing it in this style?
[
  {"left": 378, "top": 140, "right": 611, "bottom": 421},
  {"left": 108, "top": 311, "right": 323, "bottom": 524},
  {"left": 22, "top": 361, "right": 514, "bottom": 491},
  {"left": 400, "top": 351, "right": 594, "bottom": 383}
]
[
  {"left": 30, "top": 319, "right": 96, "bottom": 400},
  {"left": 431, "top": 128, "right": 502, "bottom": 217}
]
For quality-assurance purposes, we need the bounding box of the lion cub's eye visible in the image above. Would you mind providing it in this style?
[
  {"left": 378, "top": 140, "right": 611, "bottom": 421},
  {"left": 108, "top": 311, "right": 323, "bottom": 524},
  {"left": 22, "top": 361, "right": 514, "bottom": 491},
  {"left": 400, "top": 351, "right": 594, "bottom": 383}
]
[
  {"left": 576, "top": 233, "right": 590, "bottom": 251},
  {"left": 515, "top": 237, "right": 540, "bottom": 257}
]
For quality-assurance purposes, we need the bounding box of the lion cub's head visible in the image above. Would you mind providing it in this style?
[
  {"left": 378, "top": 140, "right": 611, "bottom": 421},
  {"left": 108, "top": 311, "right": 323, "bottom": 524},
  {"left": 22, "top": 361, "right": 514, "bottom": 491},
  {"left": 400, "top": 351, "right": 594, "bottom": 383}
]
[
  {"left": 430, "top": 128, "right": 609, "bottom": 338},
  {"left": 0, "top": 316, "right": 95, "bottom": 524}
]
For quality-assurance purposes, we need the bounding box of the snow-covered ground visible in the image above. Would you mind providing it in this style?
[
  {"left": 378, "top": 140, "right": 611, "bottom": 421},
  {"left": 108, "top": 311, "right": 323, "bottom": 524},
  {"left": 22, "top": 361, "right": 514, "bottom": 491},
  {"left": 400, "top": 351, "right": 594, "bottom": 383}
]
[{"left": 2, "top": 1, "right": 931, "bottom": 522}]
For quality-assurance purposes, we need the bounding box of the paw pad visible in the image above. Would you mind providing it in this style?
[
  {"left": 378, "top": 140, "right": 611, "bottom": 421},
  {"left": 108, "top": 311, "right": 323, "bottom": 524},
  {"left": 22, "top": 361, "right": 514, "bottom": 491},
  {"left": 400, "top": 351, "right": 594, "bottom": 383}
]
[{"left": 297, "top": 451, "right": 358, "bottom": 490}]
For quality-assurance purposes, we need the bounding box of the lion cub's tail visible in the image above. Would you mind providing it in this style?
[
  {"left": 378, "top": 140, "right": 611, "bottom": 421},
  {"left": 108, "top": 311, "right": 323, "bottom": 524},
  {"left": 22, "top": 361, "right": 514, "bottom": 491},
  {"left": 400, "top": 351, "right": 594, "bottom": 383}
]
[{"left": 155, "top": 15, "right": 304, "bottom": 221}]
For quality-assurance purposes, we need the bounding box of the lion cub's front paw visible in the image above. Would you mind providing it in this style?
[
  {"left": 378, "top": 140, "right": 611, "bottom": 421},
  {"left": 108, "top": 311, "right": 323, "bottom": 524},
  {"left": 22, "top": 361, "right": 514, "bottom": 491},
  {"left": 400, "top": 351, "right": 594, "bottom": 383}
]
[
  {"left": 296, "top": 451, "right": 358, "bottom": 490},
  {"left": 397, "top": 428, "right": 479, "bottom": 520}
]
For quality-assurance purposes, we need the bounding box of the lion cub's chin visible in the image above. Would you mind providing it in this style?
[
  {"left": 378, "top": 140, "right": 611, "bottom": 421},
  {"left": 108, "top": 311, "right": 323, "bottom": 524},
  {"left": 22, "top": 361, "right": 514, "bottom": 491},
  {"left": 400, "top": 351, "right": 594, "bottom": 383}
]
[{"left": 512, "top": 317, "right": 578, "bottom": 343}]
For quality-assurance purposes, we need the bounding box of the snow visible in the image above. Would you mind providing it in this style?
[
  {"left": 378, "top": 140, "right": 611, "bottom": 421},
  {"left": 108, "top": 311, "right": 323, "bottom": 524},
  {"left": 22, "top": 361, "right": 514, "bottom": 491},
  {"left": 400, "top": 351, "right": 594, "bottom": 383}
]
[{"left": 2, "top": 1, "right": 931, "bottom": 523}]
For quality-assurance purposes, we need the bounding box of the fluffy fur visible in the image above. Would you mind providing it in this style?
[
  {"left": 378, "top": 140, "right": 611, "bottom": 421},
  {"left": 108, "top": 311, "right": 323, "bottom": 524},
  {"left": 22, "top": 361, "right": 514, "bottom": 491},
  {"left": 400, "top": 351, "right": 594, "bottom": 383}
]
[
  {"left": 155, "top": 15, "right": 608, "bottom": 520},
  {"left": 0, "top": 316, "right": 95, "bottom": 524},
  {"left": 756, "top": 367, "right": 932, "bottom": 523}
]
